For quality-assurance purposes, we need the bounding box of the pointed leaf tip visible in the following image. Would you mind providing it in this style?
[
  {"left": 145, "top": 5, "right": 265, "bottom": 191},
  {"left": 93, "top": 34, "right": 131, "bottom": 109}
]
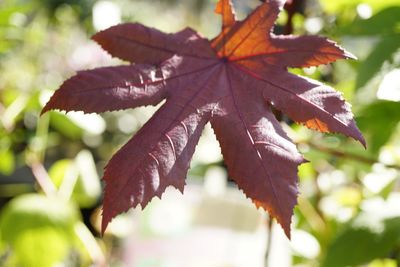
[
  {"left": 359, "top": 134, "right": 367, "bottom": 149},
  {"left": 101, "top": 211, "right": 110, "bottom": 236},
  {"left": 344, "top": 50, "right": 357, "bottom": 60},
  {"left": 101, "top": 220, "right": 107, "bottom": 236},
  {"left": 215, "top": 0, "right": 236, "bottom": 28},
  {"left": 254, "top": 199, "right": 293, "bottom": 239},
  {"left": 40, "top": 106, "right": 49, "bottom": 116}
]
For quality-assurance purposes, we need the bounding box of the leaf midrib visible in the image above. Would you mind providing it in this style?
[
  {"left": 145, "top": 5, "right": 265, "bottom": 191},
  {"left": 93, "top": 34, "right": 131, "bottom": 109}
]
[{"left": 225, "top": 65, "right": 284, "bottom": 218}]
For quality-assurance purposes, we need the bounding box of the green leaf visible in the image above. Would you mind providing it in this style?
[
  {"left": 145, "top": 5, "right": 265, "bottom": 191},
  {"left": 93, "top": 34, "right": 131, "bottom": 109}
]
[
  {"left": 49, "top": 112, "right": 83, "bottom": 140},
  {"left": 356, "top": 35, "right": 400, "bottom": 89},
  {"left": 356, "top": 100, "right": 400, "bottom": 153},
  {"left": 0, "top": 149, "right": 15, "bottom": 175},
  {"left": 322, "top": 214, "right": 400, "bottom": 267},
  {"left": 340, "top": 7, "right": 400, "bottom": 36},
  {"left": 320, "top": 0, "right": 400, "bottom": 14},
  {"left": 0, "top": 5, "right": 30, "bottom": 26},
  {"left": 0, "top": 194, "right": 80, "bottom": 267},
  {"left": 73, "top": 151, "right": 101, "bottom": 207},
  {"left": 298, "top": 162, "right": 316, "bottom": 182},
  {"left": 48, "top": 159, "right": 73, "bottom": 188},
  {"left": 369, "top": 259, "right": 398, "bottom": 267},
  {"left": 48, "top": 151, "right": 101, "bottom": 208},
  {"left": 11, "top": 228, "right": 73, "bottom": 267}
]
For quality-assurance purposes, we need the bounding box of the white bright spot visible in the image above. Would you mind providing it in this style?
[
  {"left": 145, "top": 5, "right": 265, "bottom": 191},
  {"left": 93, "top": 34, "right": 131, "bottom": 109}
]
[
  {"left": 336, "top": 207, "right": 354, "bottom": 222},
  {"left": 106, "top": 213, "right": 133, "bottom": 237},
  {"left": 379, "top": 145, "right": 400, "bottom": 165},
  {"left": 267, "top": 224, "right": 292, "bottom": 267},
  {"left": 82, "top": 133, "right": 103, "bottom": 147},
  {"left": 93, "top": 1, "right": 121, "bottom": 31},
  {"left": 317, "top": 170, "right": 347, "bottom": 193},
  {"left": 305, "top": 17, "right": 323, "bottom": 34},
  {"left": 361, "top": 193, "right": 400, "bottom": 218},
  {"left": 9, "top": 12, "right": 27, "bottom": 27},
  {"left": 192, "top": 123, "right": 223, "bottom": 164},
  {"left": 290, "top": 230, "right": 320, "bottom": 258},
  {"left": 319, "top": 195, "right": 341, "bottom": 218},
  {"left": 377, "top": 69, "right": 400, "bottom": 101},
  {"left": 204, "top": 166, "right": 227, "bottom": 196},
  {"left": 148, "top": 189, "right": 191, "bottom": 236},
  {"left": 118, "top": 113, "right": 138, "bottom": 134},
  {"left": 357, "top": 3, "right": 373, "bottom": 19},
  {"left": 303, "top": 66, "right": 316, "bottom": 75},
  {"left": 362, "top": 163, "right": 397, "bottom": 194},
  {"left": 39, "top": 89, "right": 54, "bottom": 107},
  {"left": 71, "top": 44, "right": 96, "bottom": 70},
  {"left": 67, "top": 112, "right": 106, "bottom": 135}
]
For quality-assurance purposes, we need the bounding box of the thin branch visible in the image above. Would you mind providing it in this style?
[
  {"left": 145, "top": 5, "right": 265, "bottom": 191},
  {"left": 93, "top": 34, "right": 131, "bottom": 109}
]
[
  {"left": 58, "top": 165, "right": 79, "bottom": 200},
  {"left": 30, "top": 161, "right": 57, "bottom": 196},
  {"left": 74, "top": 222, "right": 106, "bottom": 266},
  {"left": 305, "top": 142, "right": 400, "bottom": 170},
  {"left": 265, "top": 217, "right": 273, "bottom": 267}
]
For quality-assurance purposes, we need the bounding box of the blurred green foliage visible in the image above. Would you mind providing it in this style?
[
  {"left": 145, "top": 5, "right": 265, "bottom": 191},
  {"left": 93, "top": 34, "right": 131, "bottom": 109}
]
[
  {"left": 0, "top": 0, "right": 399, "bottom": 266},
  {"left": 323, "top": 214, "right": 400, "bottom": 267},
  {"left": 0, "top": 194, "right": 85, "bottom": 267}
]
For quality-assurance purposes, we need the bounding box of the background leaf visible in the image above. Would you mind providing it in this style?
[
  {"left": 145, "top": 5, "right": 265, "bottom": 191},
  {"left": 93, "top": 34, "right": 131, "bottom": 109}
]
[
  {"left": 355, "top": 35, "right": 400, "bottom": 90},
  {"left": 322, "top": 213, "right": 400, "bottom": 267},
  {"left": 356, "top": 100, "right": 400, "bottom": 153},
  {"left": 0, "top": 194, "right": 81, "bottom": 267},
  {"left": 339, "top": 7, "right": 400, "bottom": 36}
]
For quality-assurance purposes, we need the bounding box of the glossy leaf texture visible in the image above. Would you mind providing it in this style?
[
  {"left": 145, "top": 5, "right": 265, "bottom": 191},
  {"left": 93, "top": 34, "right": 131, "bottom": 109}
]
[{"left": 42, "top": 0, "right": 364, "bottom": 238}]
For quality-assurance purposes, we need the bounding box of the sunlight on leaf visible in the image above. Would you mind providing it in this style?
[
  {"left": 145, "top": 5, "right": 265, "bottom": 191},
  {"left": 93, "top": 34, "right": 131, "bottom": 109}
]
[{"left": 42, "top": 0, "right": 363, "bottom": 238}]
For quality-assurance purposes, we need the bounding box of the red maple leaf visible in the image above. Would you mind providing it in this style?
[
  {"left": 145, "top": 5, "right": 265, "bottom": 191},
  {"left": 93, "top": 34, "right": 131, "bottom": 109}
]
[{"left": 42, "top": 0, "right": 365, "bottom": 237}]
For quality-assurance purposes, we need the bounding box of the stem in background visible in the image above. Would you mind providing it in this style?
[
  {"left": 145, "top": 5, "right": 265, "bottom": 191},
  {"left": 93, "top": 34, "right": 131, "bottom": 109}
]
[
  {"left": 297, "top": 196, "right": 328, "bottom": 239},
  {"left": 35, "top": 112, "right": 50, "bottom": 163},
  {"left": 28, "top": 114, "right": 106, "bottom": 264},
  {"left": 30, "top": 161, "right": 57, "bottom": 197},
  {"left": 28, "top": 113, "right": 55, "bottom": 195},
  {"left": 283, "top": 0, "right": 305, "bottom": 35},
  {"left": 265, "top": 217, "right": 273, "bottom": 267},
  {"left": 58, "top": 164, "right": 79, "bottom": 200},
  {"left": 75, "top": 222, "right": 106, "bottom": 267},
  {"left": 29, "top": 160, "right": 106, "bottom": 265},
  {"left": 1, "top": 94, "right": 29, "bottom": 132},
  {"left": 306, "top": 142, "right": 400, "bottom": 170}
]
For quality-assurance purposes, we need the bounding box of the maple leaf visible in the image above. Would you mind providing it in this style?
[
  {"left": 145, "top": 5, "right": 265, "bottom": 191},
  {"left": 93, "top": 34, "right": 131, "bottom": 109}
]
[{"left": 42, "top": 0, "right": 365, "bottom": 238}]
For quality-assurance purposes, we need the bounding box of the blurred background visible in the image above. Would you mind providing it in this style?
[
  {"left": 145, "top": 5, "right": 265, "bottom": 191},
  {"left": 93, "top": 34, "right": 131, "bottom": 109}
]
[{"left": 0, "top": 0, "right": 400, "bottom": 266}]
